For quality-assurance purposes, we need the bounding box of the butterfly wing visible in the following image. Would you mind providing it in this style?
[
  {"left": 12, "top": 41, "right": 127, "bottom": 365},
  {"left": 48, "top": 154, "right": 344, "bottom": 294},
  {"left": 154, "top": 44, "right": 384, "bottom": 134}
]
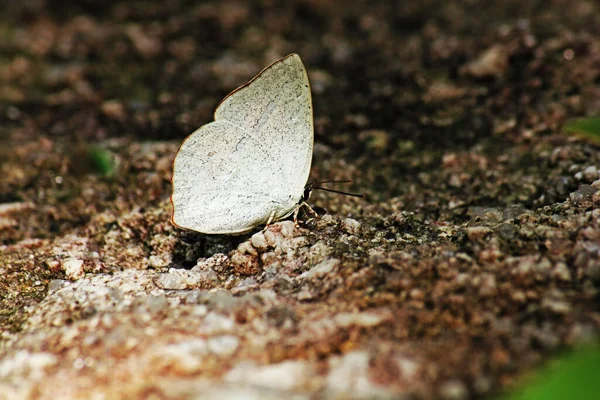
[
  {"left": 215, "top": 54, "right": 313, "bottom": 203},
  {"left": 171, "top": 54, "right": 313, "bottom": 234}
]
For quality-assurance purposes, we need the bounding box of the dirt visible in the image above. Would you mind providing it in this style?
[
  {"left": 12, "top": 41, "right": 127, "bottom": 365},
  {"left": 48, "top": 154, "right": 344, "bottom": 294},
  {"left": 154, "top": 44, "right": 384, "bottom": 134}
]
[{"left": 1, "top": 1, "right": 599, "bottom": 399}]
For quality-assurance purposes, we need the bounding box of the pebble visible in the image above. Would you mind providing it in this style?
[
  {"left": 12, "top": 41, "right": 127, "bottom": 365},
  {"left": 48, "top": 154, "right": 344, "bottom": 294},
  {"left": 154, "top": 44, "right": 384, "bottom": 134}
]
[
  {"left": 298, "top": 258, "right": 339, "bottom": 279},
  {"left": 460, "top": 45, "right": 508, "bottom": 78},
  {"left": 63, "top": 258, "right": 85, "bottom": 280},
  {"left": 341, "top": 218, "right": 361, "bottom": 235},
  {"left": 569, "top": 184, "right": 597, "bottom": 204},
  {"left": 439, "top": 379, "right": 469, "bottom": 400},
  {"left": 250, "top": 231, "right": 268, "bottom": 251},
  {"left": 583, "top": 166, "right": 599, "bottom": 182}
]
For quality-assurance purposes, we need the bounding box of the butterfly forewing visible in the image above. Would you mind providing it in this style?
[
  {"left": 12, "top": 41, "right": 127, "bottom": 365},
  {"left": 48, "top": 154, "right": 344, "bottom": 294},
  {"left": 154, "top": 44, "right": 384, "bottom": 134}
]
[{"left": 215, "top": 54, "right": 313, "bottom": 198}]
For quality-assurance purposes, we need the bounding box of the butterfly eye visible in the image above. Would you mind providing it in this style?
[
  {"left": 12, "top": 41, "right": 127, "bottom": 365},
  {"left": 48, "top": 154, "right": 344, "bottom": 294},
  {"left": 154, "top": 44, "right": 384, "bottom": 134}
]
[{"left": 303, "top": 185, "right": 313, "bottom": 201}]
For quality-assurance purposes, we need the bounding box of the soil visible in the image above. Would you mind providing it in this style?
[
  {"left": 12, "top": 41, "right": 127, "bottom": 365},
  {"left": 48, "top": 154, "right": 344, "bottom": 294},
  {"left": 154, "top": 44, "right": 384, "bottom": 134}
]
[{"left": 1, "top": 1, "right": 599, "bottom": 399}]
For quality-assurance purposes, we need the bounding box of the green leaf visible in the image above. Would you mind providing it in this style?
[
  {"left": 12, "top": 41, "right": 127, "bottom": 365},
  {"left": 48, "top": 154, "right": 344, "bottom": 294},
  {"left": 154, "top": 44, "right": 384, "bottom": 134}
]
[
  {"left": 87, "top": 146, "right": 117, "bottom": 178},
  {"left": 563, "top": 117, "right": 600, "bottom": 144},
  {"left": 504, "top": 344, "right": 600, "bottom": 400}
]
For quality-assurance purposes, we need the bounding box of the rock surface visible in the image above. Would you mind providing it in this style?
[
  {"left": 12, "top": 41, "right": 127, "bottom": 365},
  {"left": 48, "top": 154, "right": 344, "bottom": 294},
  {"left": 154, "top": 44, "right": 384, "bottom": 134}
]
[{"left": 1, "top": 1, "right": 599, "bottom": 399}]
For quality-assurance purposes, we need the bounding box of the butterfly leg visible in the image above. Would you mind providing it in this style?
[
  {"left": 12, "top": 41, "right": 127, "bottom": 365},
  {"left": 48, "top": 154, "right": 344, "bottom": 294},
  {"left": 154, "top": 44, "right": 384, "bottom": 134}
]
[
  {"left": 293, "top": 202, "right": 318, "bottom": 228},
  {"left": 301, "top": 202, "right": 318, "bottom": 217},
  {"left": 263, "top": 210, "right": 277, "bottom": 231}
]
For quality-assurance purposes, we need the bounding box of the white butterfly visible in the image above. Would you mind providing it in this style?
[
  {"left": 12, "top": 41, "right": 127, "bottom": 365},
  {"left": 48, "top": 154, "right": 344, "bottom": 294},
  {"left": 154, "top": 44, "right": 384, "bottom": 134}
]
[{"left": 170, "top": 54, "right": 314, "bottom": 234}]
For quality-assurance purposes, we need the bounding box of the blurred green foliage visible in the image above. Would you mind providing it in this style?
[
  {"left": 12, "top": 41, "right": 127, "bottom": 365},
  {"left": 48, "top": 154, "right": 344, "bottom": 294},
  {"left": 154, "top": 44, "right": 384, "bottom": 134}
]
[
  {"left": 503, "top": 344, "right": 600, "bottom": 400},
  {"left": 87, "top": 146, "right": 117, "bottom": 178},
  {"left": 563, "top": 117, "right": 600, "bottom": 145}
]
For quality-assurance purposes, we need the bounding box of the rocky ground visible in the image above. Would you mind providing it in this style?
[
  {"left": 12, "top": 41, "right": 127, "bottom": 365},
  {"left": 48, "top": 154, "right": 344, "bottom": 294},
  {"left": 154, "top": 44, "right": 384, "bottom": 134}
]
[{"left": 1, "top": 0, "right": 599, "bottom": 399}]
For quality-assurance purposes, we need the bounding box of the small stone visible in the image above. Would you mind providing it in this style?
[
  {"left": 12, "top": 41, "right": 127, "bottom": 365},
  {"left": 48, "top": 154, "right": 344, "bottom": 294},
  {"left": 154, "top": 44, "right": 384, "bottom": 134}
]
[
  {"left": 583, "top": 166, "right": 599, "bottom": 182},
  {"left": 396, "top": 357, "right": 419, "bottom": 380},
  {"left": 297, "top": 288, "right": 314, "bottom": 301},
  {"left": 511, "top": 290, "right": 527, "bottom": 303},
  {"left": 308, "top": 240, "right": 330, "bottom": 265},
  {"left": 467, "top": 226, "right": 492, "bottom": 241},
  {"left": 237, "top": 240, "right": 257, "bottom": 256},
  {"left": 341, "top": 218, "right": 361, "bottom": 235},
  {"left": 250, "top": 231, "right": 268, "bottom": 251},
  {"left": 193, "top": 253, "right": 228, "bottom": 272},
  {"left": 196, "top": 269, "right": 219, "bottom": 285},
  {"left": 101, "top": 100, "right": 126, "bottom": 121},
  {"left": 153, "top": 269, "right": 210, "bottom": 290},
  {"left": 569, "top": 185, "right": 597, "bottom": 204},
  {"left": 148, "top": 254, "right": 171, "bottom": 268},
  {"left": 309, "top": 69, "right": 334, "bottom": 94},
  {"left": 334, "top": 310, "right": 391, "bottom": 328},
  {"left": 583, "top": 261, "right": 600, "bottom": 282},
  {"left": 63, "top": 258, "right": 85, "bottom": 280},
  {"left": 47, "top": 279, "right": 70, "bottom": 292},
  {"left": 551, "top": 262, "right": 571, "bottom": 282},
  {"left": 478, "top": 273, "right": 498, "bottom": 297},
  {"left": 0, "top": 201, "right": 35, "bottom": 215},
  {"left": 299, "top": 258, "right": 339, "bottom": 279},
  {"left": 409, "top": 288, "right": 424, "bottom": 300},
  {"left": 497, "top": 223, "right": 517, "bottom": 239},
  {"left": 230, "top": 252, "right": 260, "bottom": 275},
  {"left": 460, "top": 45, "right": 508, "bottom": 78},
  {"left": 153, "top": 273, "right": 185, "bottom": 290},
  {"left": 125, "top": 24, "right": 162, "bottom": 58},
  {"left": 439, "top": 379, "right": 469, "bottom": 400},
  {"left": 541, "top": 297, "right": 572, "bottom": 314},
  {"left": 231, "top": 278, "right": 258, "bottom": 294},
  {"left": 473, "top": 376, "right": 492, "bottom": 395},
  {"left": 278, "top": 221, "right": 296, "bottom": 237},
  {"left": 512, "top": 255, "right": 552, "bottom": 280}
]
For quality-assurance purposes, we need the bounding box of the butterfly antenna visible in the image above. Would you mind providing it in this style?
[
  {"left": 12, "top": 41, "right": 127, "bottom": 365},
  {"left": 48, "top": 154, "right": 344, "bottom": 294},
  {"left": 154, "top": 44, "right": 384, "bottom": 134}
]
[
  {"left": 312, "top": 186, "right": 364, "bottom": 198},
  {"left": 314, "top": 179, "right": 352, "bottom": 185}
]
